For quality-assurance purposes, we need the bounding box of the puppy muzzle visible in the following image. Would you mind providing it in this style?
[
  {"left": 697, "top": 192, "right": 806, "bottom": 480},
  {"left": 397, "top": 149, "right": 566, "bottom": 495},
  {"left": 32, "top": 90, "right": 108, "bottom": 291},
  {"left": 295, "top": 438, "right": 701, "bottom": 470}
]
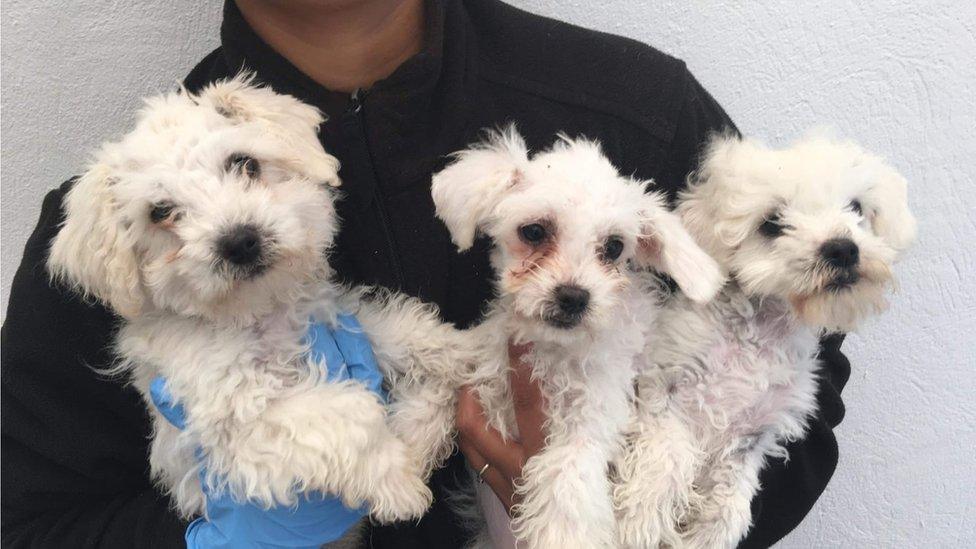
[
  {"left": 216, "top": 224, "right": 273, "bottom": 280},
  {"left": 818, "top": 238, "right": 862, "bottom": 292},
  {"left": 825, "top": 269, "right": 861, "bottom": 292},
  {"left": 543, "top": 284, "right": 591, "bottom": 329}
]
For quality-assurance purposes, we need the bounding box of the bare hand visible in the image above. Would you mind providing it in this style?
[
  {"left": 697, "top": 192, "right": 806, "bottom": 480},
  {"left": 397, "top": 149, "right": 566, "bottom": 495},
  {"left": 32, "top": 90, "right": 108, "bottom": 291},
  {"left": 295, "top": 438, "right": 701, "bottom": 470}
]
[{"left": 455, "top": 341, "right": 547, "bottom": 514}]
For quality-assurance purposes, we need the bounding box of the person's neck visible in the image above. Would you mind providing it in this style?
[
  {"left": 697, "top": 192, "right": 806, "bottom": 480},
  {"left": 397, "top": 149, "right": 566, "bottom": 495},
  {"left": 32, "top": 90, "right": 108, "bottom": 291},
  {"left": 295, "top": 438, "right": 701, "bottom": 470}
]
[{"left": 234, "top": 0, "right": 425, "bottom": 93}]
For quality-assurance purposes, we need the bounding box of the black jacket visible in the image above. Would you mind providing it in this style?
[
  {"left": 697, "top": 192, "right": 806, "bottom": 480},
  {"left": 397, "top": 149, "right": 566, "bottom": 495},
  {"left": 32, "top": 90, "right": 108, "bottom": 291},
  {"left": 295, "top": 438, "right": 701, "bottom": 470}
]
[{"left": 1, "top": 1, "right": 850, "bottom": 547}]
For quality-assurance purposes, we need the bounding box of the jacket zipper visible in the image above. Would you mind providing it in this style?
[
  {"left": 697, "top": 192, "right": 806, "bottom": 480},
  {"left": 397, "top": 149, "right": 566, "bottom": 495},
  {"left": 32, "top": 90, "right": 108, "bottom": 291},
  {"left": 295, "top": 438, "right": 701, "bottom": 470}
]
[{"left": 348, "top": 88, "right": 406, "bottom": 289}]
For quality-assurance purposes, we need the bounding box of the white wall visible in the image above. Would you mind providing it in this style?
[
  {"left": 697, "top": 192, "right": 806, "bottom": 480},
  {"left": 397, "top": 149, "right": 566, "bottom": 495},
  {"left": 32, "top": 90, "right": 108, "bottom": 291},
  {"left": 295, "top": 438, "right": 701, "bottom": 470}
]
[
  {"left": 1, "top": 1, "right": 223, "bottom": 310},
  {"left": 2, "top": 1, "right": 974, "bottom": 547}
]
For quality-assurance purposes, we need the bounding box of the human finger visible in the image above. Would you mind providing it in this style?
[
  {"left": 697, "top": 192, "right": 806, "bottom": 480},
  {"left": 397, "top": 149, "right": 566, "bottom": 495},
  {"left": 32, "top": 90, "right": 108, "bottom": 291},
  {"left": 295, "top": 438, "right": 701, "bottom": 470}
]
[
  {"left": 457, "top": 436, "right": 516, "bottom": 511},
  {"left": 455, "top": 385, "right": 526, "bottom": 479}
]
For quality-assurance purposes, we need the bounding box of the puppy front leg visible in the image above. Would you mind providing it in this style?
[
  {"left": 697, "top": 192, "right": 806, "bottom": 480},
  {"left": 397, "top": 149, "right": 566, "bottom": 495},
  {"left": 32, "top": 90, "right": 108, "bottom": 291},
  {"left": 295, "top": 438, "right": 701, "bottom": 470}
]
[
  {"left": 200, "top": 381, "right": 432, "bottom": 522},
  {"left": 386, "top": 375, "right": 459, "bottom": 477},
  {"left": 614, "top": 410, "right": 700, "bottom": 549},
  {"left": 355, "top": 294, "right": 470, "bottom": 478},
  {"left": 679, "top": 437, "right": 767, "bottom": 549},
  {"left": 147, "top": 410, "right": 204, "bottom": 518},
  {"left": 512, "top": 438, "right": 616, "bottom": 549}
]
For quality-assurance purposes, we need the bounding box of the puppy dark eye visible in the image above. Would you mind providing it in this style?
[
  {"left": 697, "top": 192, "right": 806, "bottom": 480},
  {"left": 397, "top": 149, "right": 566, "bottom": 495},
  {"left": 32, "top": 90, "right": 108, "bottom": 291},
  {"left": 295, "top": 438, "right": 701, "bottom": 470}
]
[
  {"left": 225, "top": 153, "right": 261, "bottom": 179},
  {"left": 849, "top": 199, "right": 863, "bottom": 216},
  {"left": 758, "top": 212, "right": 785, "bottom": 238},
  {"left": 602, "top": 236, "right": 624, "bottom": 262},
  {"left": 149, "top": 202, "right": 175, "bottom": 224},
  {"left": 519, "top": 223, "right": 548, "bottom": 245}
]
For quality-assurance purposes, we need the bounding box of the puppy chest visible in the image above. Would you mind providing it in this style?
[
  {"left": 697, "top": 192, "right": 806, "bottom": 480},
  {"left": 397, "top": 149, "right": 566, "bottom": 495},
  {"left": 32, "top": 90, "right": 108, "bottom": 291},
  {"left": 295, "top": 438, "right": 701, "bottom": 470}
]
[{"left": 657, "top": 308, "right": 820, "bottom": 437}]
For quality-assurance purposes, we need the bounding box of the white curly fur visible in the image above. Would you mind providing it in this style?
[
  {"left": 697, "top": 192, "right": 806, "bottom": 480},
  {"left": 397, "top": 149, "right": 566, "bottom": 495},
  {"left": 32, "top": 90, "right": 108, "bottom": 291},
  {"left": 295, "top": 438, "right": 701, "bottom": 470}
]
[
  {"left": 46, "top": 75, "right": 474, "bottom": 528},
  {"left": 613, "top": 132, "right": 917, "bottom": 548},
  {"left": 424, "top": 127, "right": 724, "bottom": 548}
]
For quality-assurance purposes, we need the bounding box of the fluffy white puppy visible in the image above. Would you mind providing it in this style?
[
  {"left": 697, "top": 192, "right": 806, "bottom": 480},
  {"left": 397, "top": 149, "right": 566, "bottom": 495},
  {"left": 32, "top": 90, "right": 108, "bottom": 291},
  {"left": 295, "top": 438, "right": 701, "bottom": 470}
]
[
  {"left": 424, "top": 128, "right": 724, "bottom": 548},
  {"left": 613, "top": 133, "right": 917, "bottom": 548},
  {"left": 46, "top": 76, "right": 465, "bottom": 525}
]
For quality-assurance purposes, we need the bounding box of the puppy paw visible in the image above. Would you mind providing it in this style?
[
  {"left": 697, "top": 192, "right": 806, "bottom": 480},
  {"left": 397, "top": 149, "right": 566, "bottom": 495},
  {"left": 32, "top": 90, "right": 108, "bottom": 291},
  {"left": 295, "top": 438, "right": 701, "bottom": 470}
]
[
  {"left": 681, "top": 527, "right": 736, "bottom": 549},
  {"left": 614, "top": 478, "right": 689, "bottom": 548},
  {"left": 366, "top": 467, "right": 433, "bottom": 523},
  {"left": 616, "top": 520, "right": 657, "bottom": 549}
]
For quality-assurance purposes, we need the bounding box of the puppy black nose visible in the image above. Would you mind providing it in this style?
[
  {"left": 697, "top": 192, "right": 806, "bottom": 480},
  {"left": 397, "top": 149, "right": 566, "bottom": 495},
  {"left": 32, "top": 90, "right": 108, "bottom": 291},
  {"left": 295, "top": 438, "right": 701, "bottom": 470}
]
[
  {"left": 555, "top": 285, "right": 590, "bottom": 315},
  {"left": 820, "top": 238, "right": 859, "bottom": 269},
  {"left": 218, "top": 225, "right": 263, "bottom": 266}
]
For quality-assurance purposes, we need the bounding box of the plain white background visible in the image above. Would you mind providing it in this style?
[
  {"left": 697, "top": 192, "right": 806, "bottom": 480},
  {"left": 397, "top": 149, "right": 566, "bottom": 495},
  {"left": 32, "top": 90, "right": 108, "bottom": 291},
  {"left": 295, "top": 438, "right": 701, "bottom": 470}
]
[{"left": 2, "top": 1, "right": 974, "bottom": 547}]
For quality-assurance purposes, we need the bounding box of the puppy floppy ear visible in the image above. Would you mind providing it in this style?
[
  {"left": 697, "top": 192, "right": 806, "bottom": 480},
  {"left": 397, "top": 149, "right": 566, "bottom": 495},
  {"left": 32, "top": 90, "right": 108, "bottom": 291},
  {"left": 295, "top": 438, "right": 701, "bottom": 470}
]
[
  {"left": 200, "top": 73, "right": 341, "bottom": 187},
  {"left": 200, "top": 73, "right": 323, "bottom": 130},
  {"left": 431, "top": 127, "right": 529, "bottom": 251},
  {"left": 857, "top": 159, "right": 916, "bottom": 253},
  {"left": 283, "top": 138, "right": 342, "bottom": 188},
  {"left": 235, "top": 124, "right": 342, "bottom": 188},
  {"left": 677, "top": 133, "right": 762, "bottom": 265},
  {"left": 635, "top": 192, "right": 726, "bottom": 303},
  {"left": 48, "top": 164, "right": 144, "bottom": 317}
]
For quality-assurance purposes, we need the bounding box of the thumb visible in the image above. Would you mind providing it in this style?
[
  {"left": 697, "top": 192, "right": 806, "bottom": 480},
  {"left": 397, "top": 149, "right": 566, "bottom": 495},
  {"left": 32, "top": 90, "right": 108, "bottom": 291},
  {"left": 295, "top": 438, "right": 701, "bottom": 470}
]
[{"left": 149, "top": 377, "right": 187, "bottom": 430}]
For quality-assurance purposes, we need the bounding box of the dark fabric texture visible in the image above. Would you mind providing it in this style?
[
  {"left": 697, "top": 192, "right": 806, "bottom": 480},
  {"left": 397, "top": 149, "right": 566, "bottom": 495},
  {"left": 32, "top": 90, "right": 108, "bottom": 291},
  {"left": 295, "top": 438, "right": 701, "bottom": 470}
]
[{"left": 1, "top": 0, "right": 850, "bottom": 547}]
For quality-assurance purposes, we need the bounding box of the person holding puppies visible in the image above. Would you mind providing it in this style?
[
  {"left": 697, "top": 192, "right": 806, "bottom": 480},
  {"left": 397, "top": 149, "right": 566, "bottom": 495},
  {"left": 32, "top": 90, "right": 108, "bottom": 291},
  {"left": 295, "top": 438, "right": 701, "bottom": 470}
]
[{"left": 1, "top": 1, "right": 850, "bottom": 547}]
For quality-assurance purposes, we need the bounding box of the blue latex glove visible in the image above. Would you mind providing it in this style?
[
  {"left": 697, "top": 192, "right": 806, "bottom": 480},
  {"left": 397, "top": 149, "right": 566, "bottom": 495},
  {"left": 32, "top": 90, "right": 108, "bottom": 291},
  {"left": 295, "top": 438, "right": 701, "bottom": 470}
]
[
  {"left": 149, "top": 313, "right": 385, "bottom": 549},
  {"left": 305, "top": 313, "right": 386, "bottom": 401}
]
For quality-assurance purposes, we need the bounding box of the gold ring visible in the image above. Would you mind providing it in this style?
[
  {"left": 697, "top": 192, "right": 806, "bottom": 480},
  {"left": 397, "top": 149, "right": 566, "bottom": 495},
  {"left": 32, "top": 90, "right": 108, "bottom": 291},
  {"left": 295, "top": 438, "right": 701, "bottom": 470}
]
[{"left": 477, "top": 463, "right": 490, "bottom": 483}]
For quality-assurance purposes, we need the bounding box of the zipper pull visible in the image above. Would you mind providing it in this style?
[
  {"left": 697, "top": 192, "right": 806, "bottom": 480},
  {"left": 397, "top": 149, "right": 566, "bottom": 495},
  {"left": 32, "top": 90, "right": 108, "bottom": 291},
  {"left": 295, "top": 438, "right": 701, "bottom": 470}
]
[{"left": 349, "top": 88, "right": 368, "bottom": 113}]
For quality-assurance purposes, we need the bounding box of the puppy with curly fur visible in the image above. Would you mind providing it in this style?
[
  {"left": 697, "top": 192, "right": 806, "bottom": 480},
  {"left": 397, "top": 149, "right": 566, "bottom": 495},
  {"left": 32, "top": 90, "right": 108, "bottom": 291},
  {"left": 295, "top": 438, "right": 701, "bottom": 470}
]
[
  {"left": 46, "top": 76, "right": 467, "bottom": 526},
  {"left": 424, "top": 128, "right": 724, "bottom": 548},
  {"left": 614, "top": 133, "right": 916, "bottom": 548}
]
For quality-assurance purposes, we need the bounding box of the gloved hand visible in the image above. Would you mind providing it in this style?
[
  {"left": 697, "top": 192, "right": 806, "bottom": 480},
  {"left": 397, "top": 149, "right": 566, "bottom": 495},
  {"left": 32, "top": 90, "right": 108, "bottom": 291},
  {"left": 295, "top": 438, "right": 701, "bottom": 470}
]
[{"left": 150, "top": 313, "right": 385, "bottom": 549}]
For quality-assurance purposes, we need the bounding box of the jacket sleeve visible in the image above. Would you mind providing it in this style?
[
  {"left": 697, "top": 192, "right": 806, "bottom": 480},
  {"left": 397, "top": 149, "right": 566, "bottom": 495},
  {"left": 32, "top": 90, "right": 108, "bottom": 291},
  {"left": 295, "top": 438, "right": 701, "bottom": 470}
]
[
  {"left": 660, "top": 71, "right": 852, "bottom": 549},
  {"left": 740, "top": 333, "right": 849, "bottom": 549},
  {"left": 1, "top": 181, "right": 187, "bottom": 549}
]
